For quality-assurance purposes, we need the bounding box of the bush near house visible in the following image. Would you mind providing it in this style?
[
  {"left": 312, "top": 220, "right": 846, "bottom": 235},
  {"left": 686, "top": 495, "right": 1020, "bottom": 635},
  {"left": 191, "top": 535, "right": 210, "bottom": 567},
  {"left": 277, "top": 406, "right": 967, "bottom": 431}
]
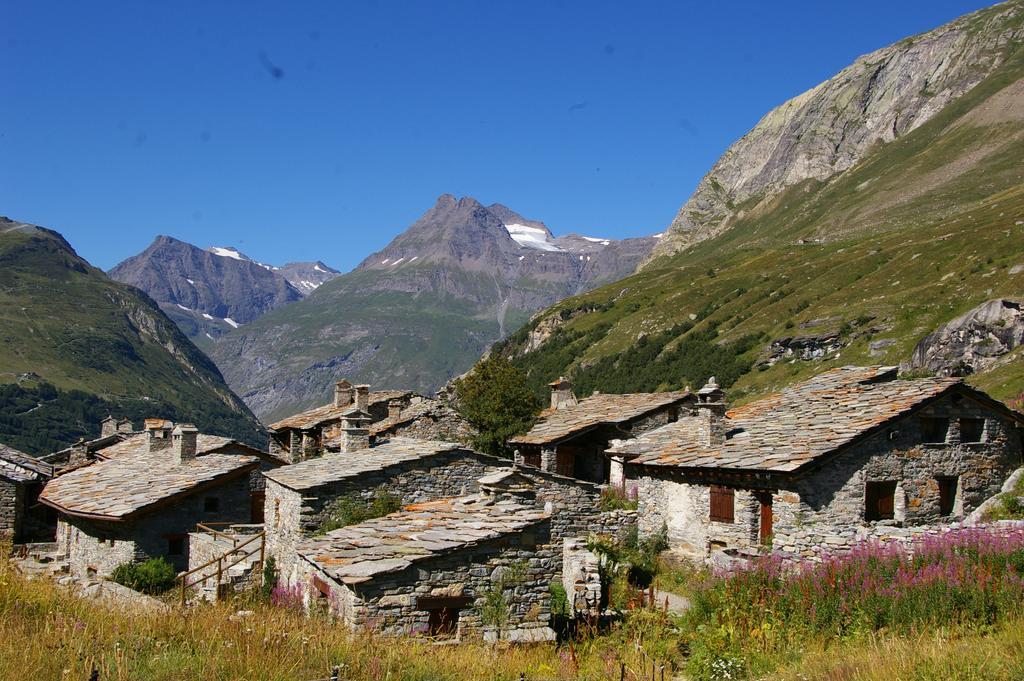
[
  {"left": 452, "top": 355, "right": 538, "bottom": 457},
  {"left": 110, "top": 557, "right": 177, "bottom": 595},
  {"left": 316, "top": 490, "right": 403, "bottom": 535}
]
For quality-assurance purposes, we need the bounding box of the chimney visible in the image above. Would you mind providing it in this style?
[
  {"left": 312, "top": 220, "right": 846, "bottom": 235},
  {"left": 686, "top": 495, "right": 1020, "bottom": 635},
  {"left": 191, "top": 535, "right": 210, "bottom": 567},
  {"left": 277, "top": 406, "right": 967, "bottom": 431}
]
[
  {"left": 145, "top": 418, "right": 173, "bottom": 454},
  {"left": 69, "top": 438, "right": 89, "bottom": 467},
  {"left": 333, "top": 379, "right": 354, "bottom": 408},
  {"left": 696, "top": 377, "right": 727, "bottom": 446},
  {"left": 355, "top": 385, "right": 370, "bottom": 413},
  {"left": 100, "top": 415, "right": 118, "bottom": 438},
  {"left": 338, "top": 408, "right": 370, "bottom": 452},
  {"left": 172, "top": 423, "right": 199, "bottom": 464},
  {"left": 388, "top": 399, "right": 403, "bottom": 420},
  {"left": 549, "top": 377, "right": 577, "bottom": 410},
  {"left": 117, "top": 418, "right": 134, "bottom": 434}
]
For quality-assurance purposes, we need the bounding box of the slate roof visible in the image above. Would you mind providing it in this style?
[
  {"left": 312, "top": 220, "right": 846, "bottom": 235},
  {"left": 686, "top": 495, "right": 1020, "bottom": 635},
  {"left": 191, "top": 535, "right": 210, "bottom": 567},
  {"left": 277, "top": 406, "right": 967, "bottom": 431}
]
[
  {"left": 92, "top": 433, "right": 236, "bottom": 461},
  {"left": 268, "top": 391, "right": 413, "bottom": 431},
  {"left": 0, "top": 443, "right": 53, "bottom": 483},
  {"left": 509, "top": 391, "right": 691, "bottom": 446},
  {"left": 367, "top": 398, "right": 459, "bottom": 436},
  {"left": 39, "top": 448, "right": 258, "bottom": 520},
  {"left": 611, "top": 366, "right": 976, "bottom": 473},
  {"left": 264, "top": 437, "right": 466, "bottom": 492},
  {"left": 297, "top": 495, "right": 548, "bottom": 585}
]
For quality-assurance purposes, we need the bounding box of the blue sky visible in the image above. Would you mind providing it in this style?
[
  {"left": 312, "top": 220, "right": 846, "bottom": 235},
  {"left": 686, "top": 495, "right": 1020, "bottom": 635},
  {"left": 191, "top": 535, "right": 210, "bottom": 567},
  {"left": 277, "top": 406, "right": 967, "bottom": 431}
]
[{"left": 1, "top": 1, "right": 996, "bottom": 271}]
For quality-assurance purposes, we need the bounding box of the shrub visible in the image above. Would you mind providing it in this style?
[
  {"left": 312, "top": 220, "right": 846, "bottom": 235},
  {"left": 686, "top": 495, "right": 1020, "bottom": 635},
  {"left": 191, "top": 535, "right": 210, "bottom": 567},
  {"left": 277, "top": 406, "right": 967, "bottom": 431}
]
[
  {"left": 599, "top": 484, "right": 638, "bottom": 511},
  {"left": 452, "top": 355, "right": 538, "bottom": 457},
  {"left": 317, "top": 490, "right": 402, "bottom": 534},
  {"left": 260, "top": 556, "right": 278, "bottom": 602},
  {"left": 549, "top": 582, "right": 570, "bottom": 618},
  {"left": 110, "top": 557, "right": 177, "bottom": 595}
]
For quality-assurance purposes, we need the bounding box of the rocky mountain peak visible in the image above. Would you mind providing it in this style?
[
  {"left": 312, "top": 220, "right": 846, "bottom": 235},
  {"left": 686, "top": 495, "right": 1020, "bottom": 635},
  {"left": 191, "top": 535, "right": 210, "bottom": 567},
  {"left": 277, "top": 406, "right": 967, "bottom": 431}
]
[{"left": 647, "top": 0, "right": 1024, "bottom": 263}]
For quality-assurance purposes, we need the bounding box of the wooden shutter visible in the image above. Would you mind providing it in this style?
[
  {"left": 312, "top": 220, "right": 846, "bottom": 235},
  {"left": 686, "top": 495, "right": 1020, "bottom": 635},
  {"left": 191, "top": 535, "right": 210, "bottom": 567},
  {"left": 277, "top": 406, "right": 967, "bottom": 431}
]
[
  {"left": 865, "top": 481, "right": 896, "bottom": 521},
  {"left": 758, "top": 493, "right": 773, "bottom": 543},
  {"left": 710, "top": 485, "right": 735, "bottom": 523}
]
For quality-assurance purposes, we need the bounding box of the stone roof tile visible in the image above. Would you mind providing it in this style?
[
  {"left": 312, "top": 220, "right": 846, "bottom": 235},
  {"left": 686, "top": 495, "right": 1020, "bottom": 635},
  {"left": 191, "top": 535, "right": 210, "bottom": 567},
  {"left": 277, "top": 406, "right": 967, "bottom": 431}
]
[
  {"left": 268, "top": 391, "right": 413, "bottom": 431},
  {"left": 614, "top": 366, "right": 965, "bottom": 473},
  {"left": 509, "top": 391, "right": 691, "bottom": 446},
  {"left": 297, "top": 495, "right": 548, "bottom": 585}
]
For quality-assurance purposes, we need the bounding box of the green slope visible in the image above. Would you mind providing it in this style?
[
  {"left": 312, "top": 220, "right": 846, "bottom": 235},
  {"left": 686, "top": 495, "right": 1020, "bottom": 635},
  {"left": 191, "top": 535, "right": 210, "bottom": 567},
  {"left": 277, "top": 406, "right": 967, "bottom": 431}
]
[
  {"left": 0, "top": 221, "right": 265, "bottom": 454},
  {"left": 497, "top": 38, "right": 1024, "bottom": 406}
]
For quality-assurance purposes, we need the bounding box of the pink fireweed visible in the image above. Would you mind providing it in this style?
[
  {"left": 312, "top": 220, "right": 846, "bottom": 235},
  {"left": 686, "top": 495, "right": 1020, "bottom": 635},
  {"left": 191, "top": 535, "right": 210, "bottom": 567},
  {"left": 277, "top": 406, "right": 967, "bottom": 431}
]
[{"left": 688, "top": 527, "right": 1024, "bottom": 644}]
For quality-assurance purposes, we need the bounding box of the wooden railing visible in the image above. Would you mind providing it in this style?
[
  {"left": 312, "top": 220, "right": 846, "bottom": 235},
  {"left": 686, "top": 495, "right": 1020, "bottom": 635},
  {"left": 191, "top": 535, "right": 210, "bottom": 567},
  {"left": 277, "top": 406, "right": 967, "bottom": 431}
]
[{"left": 177, "top": 530, "right": 265, "bottom": 606}]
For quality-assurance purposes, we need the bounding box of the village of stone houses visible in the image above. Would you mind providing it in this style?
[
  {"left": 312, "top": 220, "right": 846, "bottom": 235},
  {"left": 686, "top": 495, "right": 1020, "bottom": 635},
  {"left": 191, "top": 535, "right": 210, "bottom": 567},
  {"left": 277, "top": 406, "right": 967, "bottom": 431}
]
[{"left": 6, "top": 2, "right": 1024, "bottom": 680}]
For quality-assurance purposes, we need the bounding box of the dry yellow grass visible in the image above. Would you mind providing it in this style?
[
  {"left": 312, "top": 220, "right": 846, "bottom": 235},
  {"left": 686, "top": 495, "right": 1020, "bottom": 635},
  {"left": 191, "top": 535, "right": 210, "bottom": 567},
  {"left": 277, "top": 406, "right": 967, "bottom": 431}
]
[{"left": 0, "top": 555, "right": 672, "bottom": 681}]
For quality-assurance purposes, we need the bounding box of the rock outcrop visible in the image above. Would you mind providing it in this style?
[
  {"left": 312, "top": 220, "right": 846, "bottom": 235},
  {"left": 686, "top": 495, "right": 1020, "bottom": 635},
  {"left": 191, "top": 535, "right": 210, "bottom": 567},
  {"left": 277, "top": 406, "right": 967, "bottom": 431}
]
[
  {"left": 911, "top": 299, "right": 1024, "bottom": 376},
  {"left": 648, "top": 1, "right": 1024, "bottom": 262}
]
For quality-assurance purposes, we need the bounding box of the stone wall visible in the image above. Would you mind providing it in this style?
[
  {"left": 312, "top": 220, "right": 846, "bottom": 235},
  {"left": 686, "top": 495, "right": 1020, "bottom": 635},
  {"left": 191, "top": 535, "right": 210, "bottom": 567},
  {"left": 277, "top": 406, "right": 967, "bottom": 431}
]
[
  {"left": 0, "top": 478, "right": 24, "bottom": 539},
  {"left": 635, "top": 393, "right": 1022, "bottom": 562},
  {"left": 294, "top": 520, "right": 556, "bottom": 642},
  {"left": 61, "top": 473, "right": 255, "bottom": 577}
]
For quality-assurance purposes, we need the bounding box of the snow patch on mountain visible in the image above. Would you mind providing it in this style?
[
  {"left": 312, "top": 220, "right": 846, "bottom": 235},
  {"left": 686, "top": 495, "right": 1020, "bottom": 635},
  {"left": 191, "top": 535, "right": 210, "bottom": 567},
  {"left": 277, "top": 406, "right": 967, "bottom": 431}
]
[
  {"left": 504, "top": 223, "right": 563, "bottom": 252},
  {"left": 209, "top": 247, "right": 249, "bottom": 261}
]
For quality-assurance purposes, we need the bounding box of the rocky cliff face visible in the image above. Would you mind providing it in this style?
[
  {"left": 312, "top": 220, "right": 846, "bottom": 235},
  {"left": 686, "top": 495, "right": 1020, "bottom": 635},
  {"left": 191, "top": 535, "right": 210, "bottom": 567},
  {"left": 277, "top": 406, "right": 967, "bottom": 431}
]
[
  {"left": 649, "top": 1, "right": 1024, "bottom": 262},
  {"left": 207, "top": 196, "right": 659, "bottom": 420},
  {"left": 911, "top": 299, "right": 1024, "bottom": 377},
  {"left": 109, "top": 237, "right": 337, "bottom": 342}
]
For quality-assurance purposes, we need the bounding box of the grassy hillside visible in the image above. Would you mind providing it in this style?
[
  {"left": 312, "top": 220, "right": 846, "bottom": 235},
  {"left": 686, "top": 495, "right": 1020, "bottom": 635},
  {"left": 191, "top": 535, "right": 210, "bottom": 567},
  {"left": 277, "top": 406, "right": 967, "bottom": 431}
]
[
  {"left": 497, "top": 40, "right": 1024, "bottom": 406},
  {"left": 0, "top": 222, "right": 264, "bottom": 453}
]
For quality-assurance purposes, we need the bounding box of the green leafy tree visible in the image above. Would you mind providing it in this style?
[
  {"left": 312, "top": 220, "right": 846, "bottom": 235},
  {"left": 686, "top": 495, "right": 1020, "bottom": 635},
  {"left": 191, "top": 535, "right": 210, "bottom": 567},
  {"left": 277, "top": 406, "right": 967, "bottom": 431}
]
[{"left": 453, "top": 355, "right": 538, "bottom": 457}]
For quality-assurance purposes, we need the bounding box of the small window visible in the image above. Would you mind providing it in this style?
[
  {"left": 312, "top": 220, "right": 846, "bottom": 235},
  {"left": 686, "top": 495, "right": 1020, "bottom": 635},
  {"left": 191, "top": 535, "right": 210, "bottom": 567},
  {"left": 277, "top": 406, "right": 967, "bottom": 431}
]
[
  {"left": 203, "top": 496, "right": 220, "bottom": 513},
  {"left": 959, "top": 418, "right": 985, "bottom": 443},
  {"left": 427, "top": 607, "right": 460, "bottom": 638},
  {"left": 167, "top": 536, "right": 185, "bottom": 555},
  {"left": 920, "top": 417, "right": 949, "bottom": 444},
  {"left": 710, "top": 485, "right": 735, "bottom": 523},
  {"left": 865, "top": 481, "right": 897, "bottom": 521},
  {"left": 937, "top": 477, "right": 958, "bottom": 516}
]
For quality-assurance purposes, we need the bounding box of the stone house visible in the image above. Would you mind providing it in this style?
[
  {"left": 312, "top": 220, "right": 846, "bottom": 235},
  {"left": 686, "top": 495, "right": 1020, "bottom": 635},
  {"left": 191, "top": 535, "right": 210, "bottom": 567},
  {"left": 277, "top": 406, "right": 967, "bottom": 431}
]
[
  {"left": 263, "top": 437, "right": 503, "bottom": 583},
  {"left": 510, "top": 378, "right": 692, "bottom": 484},
  {"left": 268, "top": 380, "right": 415, "bottom": 462},
  {"left": 364, "top": 397, "right": 475, "bottom": 447},
  {"left": 39, "top": 423, "right": 273, "bottom": 577},
  {"left": 292, "top": 473, "right": 555, "bottom": 641},
  {"left": 0, "top": 442, "right": 57, "bottom": 543},
  {"left": 612, "top": 367, "right": 1024, "bottom": 562},
  {"left": 43, "top": 415, "right": 139, "bottom": 470}
]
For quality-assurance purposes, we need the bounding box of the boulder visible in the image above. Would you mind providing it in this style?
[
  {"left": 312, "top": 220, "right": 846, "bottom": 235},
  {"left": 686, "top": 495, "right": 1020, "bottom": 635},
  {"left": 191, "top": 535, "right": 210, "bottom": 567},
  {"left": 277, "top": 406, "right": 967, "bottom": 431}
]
[{"left": 911, "top": 299, "right": 1024, "bottom": 376}]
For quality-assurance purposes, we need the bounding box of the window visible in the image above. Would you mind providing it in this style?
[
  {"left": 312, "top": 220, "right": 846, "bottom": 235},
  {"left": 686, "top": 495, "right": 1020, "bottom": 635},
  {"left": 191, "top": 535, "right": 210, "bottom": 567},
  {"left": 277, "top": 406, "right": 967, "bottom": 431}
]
[
  {"left": 710, "top": 485, "right": 735, "bottom": 523},
  {"left": 203, "top": 496, "right": 220, "bottom": 513},
  {"left": 167, "top": 536, "right": 185, "bottom": 555},
  {"left": 920, "top": 417, "right": 949, "bottom": 444},
  {"left": 865, "top": 481, "right": 897, "bottom": 521},
  {"left": 938, "top": 477, "right": 958, "bottom": 516},
  {"left": 959, "top": 418, "right": 985, "bottom": 443},
  {"left": 417, "top": 596, "right": 470, "bottom": 638}
]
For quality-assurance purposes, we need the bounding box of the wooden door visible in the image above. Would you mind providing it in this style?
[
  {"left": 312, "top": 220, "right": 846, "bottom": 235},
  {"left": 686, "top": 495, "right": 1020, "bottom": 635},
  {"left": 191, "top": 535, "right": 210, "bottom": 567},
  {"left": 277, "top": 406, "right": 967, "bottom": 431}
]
[
  {"left": 250, "top": 491, "right": 265, "bottom": 524},
  {"left": 758, "top": 492, "right": 773, "bottom": 544}
]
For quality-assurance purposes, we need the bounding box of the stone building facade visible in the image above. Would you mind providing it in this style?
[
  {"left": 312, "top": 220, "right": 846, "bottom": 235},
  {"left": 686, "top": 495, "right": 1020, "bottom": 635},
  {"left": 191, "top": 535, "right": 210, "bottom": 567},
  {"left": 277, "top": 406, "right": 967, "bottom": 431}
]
[
  {"left": 366, "top": 398, "right": 476, "bottom": 447},
  {"left": 293, "top": 492, "right": 556, "bottom": 641},
  {"left": 41, "top": 423, "right": 266, "bottom": 576},
  {"left": 267, "top": 380, "right": 415, "bottom": 462},
  {"left": 616, "top": 368, "right": 1024, "bottom": 562},
  {"left": 0, "top": 443, "right": 56, "bottom": 542},
  {"left": 510, "top": 378, "right": 693, "bottom": 485}
]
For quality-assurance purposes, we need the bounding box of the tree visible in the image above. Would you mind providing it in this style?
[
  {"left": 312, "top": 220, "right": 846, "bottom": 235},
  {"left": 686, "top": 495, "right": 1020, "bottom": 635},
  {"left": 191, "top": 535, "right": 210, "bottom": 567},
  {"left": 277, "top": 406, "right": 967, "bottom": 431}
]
[{"left": 453, "top": 355, "right": 538, "bottom": 457}]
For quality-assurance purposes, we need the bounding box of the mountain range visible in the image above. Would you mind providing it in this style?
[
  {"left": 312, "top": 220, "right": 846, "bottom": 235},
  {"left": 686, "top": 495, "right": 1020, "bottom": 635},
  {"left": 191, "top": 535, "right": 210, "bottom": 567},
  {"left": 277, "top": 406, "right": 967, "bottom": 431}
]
[
  {"left": 0, "top": 218, "right": 265, "bottom": 454},
  {"left": 499, "top": 0, "right": 1024, "bottom": 407},
  {"left": 205, "top": 196, "right": 658, "bottom": 420},
  {"left": 108, "top": 238, "right": 339, "bottom": 343}
]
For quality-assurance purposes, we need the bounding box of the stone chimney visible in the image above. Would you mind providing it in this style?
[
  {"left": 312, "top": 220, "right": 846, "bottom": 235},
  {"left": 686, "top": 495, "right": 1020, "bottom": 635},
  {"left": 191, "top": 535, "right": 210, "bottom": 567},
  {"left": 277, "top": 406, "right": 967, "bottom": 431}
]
[
  {"left": 338, "top": 408, "right": 371, "bottom": 452},
  {"left": 549, "top": 377, "right": 578, "bottom": 410},
  {"left": 695, "top": 377, "right": 727, "bottom": 446},
  {"left": 478, "top": 468, "right": 536, "bottom": 503},
  {"left": 388, "top": 399, "right": 403, "bottom": 420},
  {"left": 145, "top": 418, "right": 174, "bottom": 454},
  {"left": 172, "top": 423, "right": 199, "bottom": 464},
  {"left": 117, "top": 418, "right": 134, "bottom": 434},
  {"left": 355, "top": 385, "right": 370, "bottom": 413},
  {"left": 69, "top": 438, "right": 89, "bottom": 467},
  {"left": 100, "top": 415, "right": 118, "bottom": 438},
  {"left": 333, "top": 379, "right": 354, "bottom": 408}
]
